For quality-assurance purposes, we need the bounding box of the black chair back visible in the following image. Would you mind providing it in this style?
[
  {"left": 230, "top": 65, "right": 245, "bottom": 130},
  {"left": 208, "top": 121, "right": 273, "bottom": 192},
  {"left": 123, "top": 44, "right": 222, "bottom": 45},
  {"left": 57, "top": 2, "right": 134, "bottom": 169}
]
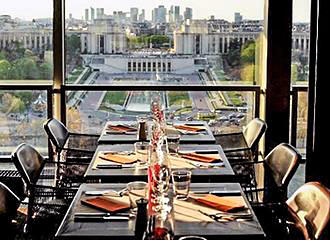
[
  {"left": 0, "top": 182, "right": 20, "bottom": 223},
  {"left": 44, "top": 118, "right": 69, "bottom": 150},
  {"left": 264, "top": 143, "right": 301, "bottom": 202},
  {"left": 243, "top": 118, "right": 267, "bottom": 151},
  {"left": 11, "top": 143, "right": 45, "bottom": 186}
]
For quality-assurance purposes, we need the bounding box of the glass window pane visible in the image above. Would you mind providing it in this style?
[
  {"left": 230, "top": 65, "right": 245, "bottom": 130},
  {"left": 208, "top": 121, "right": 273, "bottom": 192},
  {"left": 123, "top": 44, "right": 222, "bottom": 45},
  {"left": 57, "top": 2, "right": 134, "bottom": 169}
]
[
  {"left": 65, "top": 0, "right": 264, "bottom": 86},
  {"left": 291, "top": 0, "right": 310, "bottom": 85},
  {"left": 66, "top": 90, "right": 255, "bottom": 134},
  {"left": 0, "top": 90, "right": 49, "bottom": 156},
  {"left": 289, "top": 0, "right": 310, "bottom": 197},
  {"left": 0, "top": 0, "right": 53, "bottom": 83}
]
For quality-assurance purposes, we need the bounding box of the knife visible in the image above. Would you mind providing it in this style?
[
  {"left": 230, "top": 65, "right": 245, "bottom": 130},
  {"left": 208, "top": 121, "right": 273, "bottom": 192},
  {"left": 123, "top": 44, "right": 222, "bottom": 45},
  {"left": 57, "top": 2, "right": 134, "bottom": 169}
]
[
  {"left": 179, "top": 150, "right": 219, "bottom": 154},
  {"left": 74, "top": 215, "right": 130, "bottom": 222},
  {"left": 184, "top": 123, "right": 204, "bottom": 126},
  {"left": 96, "top": 164, "right": 135, "bottom": 169},
  {"left": 191, "top": 190, "right": 242, "bottom": 196},
  {"left": 105, "top": 131, "right": 137, "bottom": 135},
  {"left": 75, "top": 212, "right": 131, "bottom": 217}
]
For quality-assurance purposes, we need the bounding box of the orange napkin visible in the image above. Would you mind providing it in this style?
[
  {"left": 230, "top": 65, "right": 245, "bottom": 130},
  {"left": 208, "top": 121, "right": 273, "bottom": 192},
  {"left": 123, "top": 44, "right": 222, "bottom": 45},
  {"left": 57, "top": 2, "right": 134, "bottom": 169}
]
[
  {"left": 192, "top": 195, "right": 246, "bottom": 212},
  {"left": 174, "top": 125, "right": 205, "bottom": 132},
  {"left": 181, "top": 153, "right": 221, "bottom": 163},
  {"left": 81, "top": 196, "right": 130, "bottom": 212},
  {"left": 106, "top": 124, "right": 136, "bottom": 132},
  {"left": 98, "top": 152, "right": 137, "bottom": 164}
]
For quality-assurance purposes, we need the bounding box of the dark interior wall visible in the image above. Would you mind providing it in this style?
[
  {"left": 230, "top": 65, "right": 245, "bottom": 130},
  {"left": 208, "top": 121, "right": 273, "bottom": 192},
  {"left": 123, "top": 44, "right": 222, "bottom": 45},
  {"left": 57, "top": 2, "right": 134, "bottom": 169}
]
[
  {"left": 264, "top": 0, "right": 292, "bottom": 154},
  {"left": 306, "top": 0, "right": 329, "bottom": 188}
]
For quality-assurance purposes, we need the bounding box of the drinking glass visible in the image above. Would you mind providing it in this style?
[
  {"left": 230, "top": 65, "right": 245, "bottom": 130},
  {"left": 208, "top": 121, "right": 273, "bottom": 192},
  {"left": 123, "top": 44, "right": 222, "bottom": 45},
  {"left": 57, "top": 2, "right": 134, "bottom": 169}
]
[
  {"left": 134, "top": 142, "right": 149, "bottom": 166},
  {"left": 167, "top": 133, "right": 181, "bottom": 155},
  {"left": 172, "top": 170, "right": 192, "bottom": 200},
  {"left": 178, "top": 236, "right": 208, "bottom": 240},
  {"left": 127, "top": 181, "right": 148, "bottom": 209}
]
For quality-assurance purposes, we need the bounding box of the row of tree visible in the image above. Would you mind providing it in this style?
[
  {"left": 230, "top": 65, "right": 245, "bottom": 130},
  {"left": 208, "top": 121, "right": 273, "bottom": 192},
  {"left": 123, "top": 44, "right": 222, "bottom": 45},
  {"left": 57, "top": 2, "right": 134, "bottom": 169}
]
[
  {"left": 128, "top": 35, "right": 171, "bottom": 48},
  {"left": 0, "top": 45, "right": 52, "bottom": 80}
]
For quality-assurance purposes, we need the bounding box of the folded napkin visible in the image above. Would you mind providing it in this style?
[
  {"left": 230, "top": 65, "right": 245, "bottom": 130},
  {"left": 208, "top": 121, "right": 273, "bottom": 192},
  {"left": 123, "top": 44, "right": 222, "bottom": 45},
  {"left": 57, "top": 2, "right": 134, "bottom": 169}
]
[
  {"left": 81, "top": 196, "right": 130, "bottom": 213},
  {"left": 180, "top": 152, "right": 221, "bottom": 163},
  {"left": 173, "top": 125, "right": 206, "bottom": 132},
  {"left": 169, "top": 155, "right": 197, "bottom": 169},
  {"left": 97, "top": 152, "right": 137, "bottom": 164},
  {"left": 174, "top": 198, "right": 220, "bottom": 222},
  {"left": 106, "top": 124, "right": 137, "bottom": 132},
  {"left": 191, "top": 195, "right": 246, "bottom": 212}
]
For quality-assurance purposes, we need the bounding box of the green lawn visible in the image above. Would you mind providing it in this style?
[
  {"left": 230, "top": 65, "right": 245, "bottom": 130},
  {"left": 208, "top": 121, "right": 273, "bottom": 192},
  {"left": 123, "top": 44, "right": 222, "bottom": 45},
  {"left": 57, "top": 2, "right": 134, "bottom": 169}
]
[
  {"left": 168, "top": 92, "right": 192, "bottom": 106},
  {"left": 102, "top": 91, "right": 127, "bottom": 106}
]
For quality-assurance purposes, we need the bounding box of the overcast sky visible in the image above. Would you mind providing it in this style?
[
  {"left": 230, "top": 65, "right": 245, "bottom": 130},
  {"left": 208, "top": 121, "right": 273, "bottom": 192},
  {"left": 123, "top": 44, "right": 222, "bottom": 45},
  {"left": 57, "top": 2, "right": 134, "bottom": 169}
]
[{"left": 1, "top": 0, "right": 310, "bottom": 22}]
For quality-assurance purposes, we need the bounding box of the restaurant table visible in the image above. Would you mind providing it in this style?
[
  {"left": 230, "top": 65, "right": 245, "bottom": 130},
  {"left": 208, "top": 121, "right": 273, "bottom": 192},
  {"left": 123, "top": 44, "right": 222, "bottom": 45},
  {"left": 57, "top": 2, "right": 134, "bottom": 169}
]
[
  {"left": 84, "top": 144, "right": 237, "bottom": 183},
  {"left": 97, "top": 121, "right": 216, "bottom": 145},
  {"left": 55, "top": 183, "right": 265, "bottom": 240}
]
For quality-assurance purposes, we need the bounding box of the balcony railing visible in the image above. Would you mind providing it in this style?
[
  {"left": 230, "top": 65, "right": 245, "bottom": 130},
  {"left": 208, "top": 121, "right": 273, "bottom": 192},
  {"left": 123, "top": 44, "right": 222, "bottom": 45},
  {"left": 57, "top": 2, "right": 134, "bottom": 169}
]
[{"left": 0, "top": 83, "right": 308, "bottom": 162}]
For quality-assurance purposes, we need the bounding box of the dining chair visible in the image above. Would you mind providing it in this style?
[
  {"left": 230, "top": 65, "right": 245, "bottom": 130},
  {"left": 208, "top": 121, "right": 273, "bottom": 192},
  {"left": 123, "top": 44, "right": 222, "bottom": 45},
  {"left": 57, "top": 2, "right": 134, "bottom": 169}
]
[
  {"left": 0, "top": 182, "right": 20, "bottom": 227},
  {"left": 215, "top": 118, "right": 267, "bottom": 189},
  {"left": 43, "top": 118, "right": 99, "bottom": 187},
  {"left": 285, "top": 182, "right": 330, "bottom": 240},
  {"left": 214, "top": 118, "right": 267, "bottom": 161},
  {"left": 11, "top": 143, "right": 75, "bottom": 234},
  {"left": 236, "top": 143, "right": 301, "bottom": 204}
]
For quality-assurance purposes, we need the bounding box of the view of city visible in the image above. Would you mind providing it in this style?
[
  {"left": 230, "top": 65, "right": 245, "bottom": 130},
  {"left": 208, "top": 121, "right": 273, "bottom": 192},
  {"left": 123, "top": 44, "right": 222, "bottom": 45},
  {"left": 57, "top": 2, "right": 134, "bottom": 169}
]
[{"left": 0, "top": 0, "right": 310, "bottom": 156}]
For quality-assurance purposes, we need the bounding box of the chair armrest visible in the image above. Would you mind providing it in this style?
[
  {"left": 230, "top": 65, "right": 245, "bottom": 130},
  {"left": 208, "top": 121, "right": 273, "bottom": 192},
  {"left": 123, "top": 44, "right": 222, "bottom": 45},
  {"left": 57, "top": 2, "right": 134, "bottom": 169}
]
[
  {"left": 213, "top": 131, "right": 243, "bottom": 137},
  {"left": 62, "top": 147, "right": 95, "bottom": 154},
  {"left": 33, "top": 183, "right": 78, "bottom": 192},
  {"left": 69, "top": 132, "right": 99, "bottom": 138},
  {"left": 45, "top": 160, "right": 90, "bottom": 165},
  {"left": 231, "top": 160, "right": 265, "bottom": 166},
  {"left": 224, "top": 147, "right": 251, "bottom": 153}
]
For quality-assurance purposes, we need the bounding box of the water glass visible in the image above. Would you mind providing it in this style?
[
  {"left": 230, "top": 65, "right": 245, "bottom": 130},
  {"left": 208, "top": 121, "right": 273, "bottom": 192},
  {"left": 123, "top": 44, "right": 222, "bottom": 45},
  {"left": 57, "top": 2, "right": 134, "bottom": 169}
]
[
  {"left": 178, "top": 236, "right": 208, "bottom": 240},
  {"left": 134, "top": 142, "right": 149, "bottom": 166},
  {"left": 167, "top": 133, "right": 181, "bottom": 155},
  {"left": 127, "top": 181, "right": 148, "bottom": 209},
  {"left": 172, "top": 170, "right": 192, "bottom": 200}
]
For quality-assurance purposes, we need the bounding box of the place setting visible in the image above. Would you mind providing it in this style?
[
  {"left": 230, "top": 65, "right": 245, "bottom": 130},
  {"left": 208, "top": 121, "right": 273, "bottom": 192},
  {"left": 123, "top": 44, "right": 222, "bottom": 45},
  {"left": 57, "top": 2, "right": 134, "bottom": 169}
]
[
  {"left": 104, "top": 122, "right": 138, "bottom": 135},
  {"left": 166, "top": 122, "right": 208, "bottom": 136},
  {"left": 171, "top": 170, "right": 253, "bottom": 223},
  {"left": 92, "top": 142, "right": 150, "bottom": 170},
  {"left": 167, "top": 136, "right": 225, "bottom": 169},
  {"left": 73, "top": 181, "right": 148, "bottom": 222}
]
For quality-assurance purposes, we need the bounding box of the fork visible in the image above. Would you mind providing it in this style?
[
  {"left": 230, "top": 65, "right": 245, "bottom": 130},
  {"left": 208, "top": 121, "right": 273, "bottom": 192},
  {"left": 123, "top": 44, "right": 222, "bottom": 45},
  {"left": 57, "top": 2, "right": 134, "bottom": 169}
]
[{"left": 198, "top": 210, "right": 253, "bottom": 221}]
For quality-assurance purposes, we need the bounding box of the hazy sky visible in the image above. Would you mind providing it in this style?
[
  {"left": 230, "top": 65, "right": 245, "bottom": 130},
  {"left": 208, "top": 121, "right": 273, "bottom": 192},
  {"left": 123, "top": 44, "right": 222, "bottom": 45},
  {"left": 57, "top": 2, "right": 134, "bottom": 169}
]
[{"left": 1, "top": 0, "right": 310, "bottom": 22}]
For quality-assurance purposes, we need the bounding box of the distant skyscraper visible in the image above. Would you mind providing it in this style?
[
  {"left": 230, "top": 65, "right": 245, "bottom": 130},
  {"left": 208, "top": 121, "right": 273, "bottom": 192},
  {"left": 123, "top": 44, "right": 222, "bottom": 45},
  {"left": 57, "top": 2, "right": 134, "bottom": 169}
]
[
  {"left": 235, "top": 12, "right": 242, "bottom": 23},
  {"left": 130, "top": 8, "right": 138, "bottom": 22},
  {"left": 174, "top": 6, "right": 180, "bottom": 23},
  {"left": 85, "top": 9, "right": 89, "bottom": 21},
  {"left": 169, "top": 6, "right": 174, "bottom": 23},
  {"left": 158, "top": 5, "right": 167, "bottom": 23},
  {"left": 152, "top": 6, "right": 167, "bottom": 23},
  {"left": 90, "top": 7, "right": 95, "bottom": 22},
  {"left": 139, "top": 9, "right": 145, "bottom": 22},
  {"left": 96, "top": 8, "right": 104, "bottom": 19},
  {"left": 184, "top": 8, "right": 192, "bottom": 21}
]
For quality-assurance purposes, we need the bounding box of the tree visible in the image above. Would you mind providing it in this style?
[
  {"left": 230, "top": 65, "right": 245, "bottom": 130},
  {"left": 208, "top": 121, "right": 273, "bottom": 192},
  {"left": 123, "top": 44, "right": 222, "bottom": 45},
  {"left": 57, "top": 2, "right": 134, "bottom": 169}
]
[
  {"left": 14, "top": 57, "right": 40, "bottom": 80},
  {"left": 39, "top": 62, "right": 53, "bottom": 80},
  {"left": 0, "top": 51, "right": 6, "bottom": 60},
  {"left": 227, "top": 39, "right": 241, "bottom": 67},
  {"left": 241, "top": 40, "right": 256, "bottom": 65},
  {"left": 0, "top": 60, "right": 11, "bottom": 80}
]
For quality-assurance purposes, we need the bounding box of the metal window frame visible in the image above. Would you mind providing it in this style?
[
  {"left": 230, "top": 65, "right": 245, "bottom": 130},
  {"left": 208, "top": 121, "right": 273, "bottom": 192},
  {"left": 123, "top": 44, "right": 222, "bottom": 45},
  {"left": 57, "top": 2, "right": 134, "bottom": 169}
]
[
  {"left": 0, "top": 0, "right": 313, "bottom": 169},
  {"left": 0, "top": 85, "right": 53, "bottom": 161}
]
